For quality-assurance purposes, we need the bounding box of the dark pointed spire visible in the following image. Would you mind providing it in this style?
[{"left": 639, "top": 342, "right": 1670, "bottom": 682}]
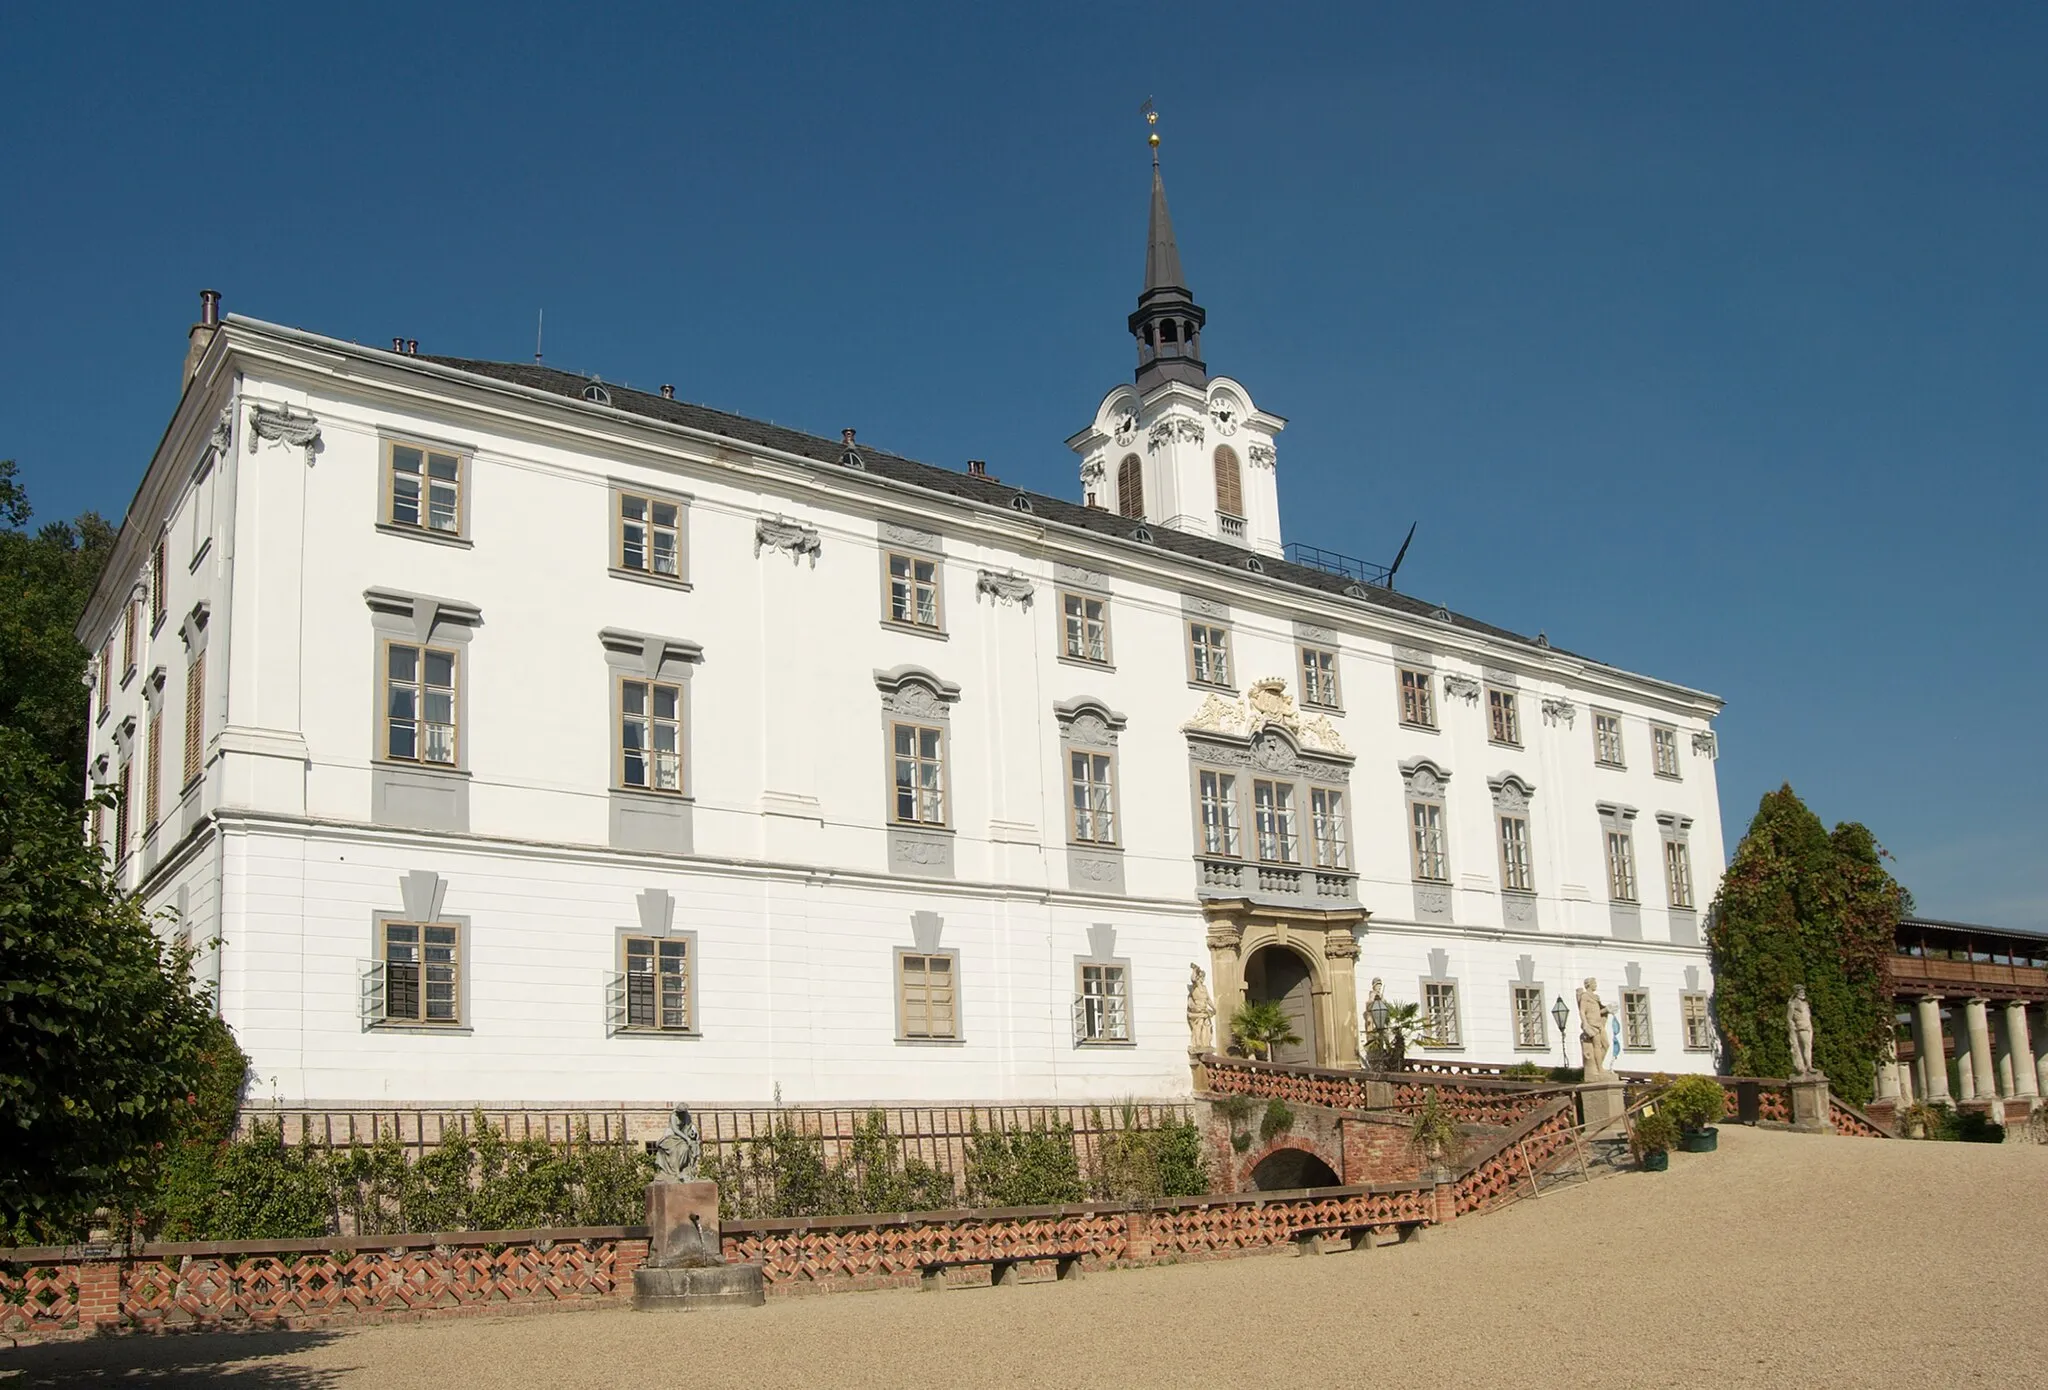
[{"left": 1128, "top": 132, "right": 1207, "bottom": 391}]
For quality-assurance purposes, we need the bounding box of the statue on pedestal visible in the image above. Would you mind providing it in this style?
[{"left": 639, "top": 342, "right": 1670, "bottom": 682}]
[
  {"left": 1787, "top": 985, "right": 1817, "bottom": 1078},
  {"left": 1186, "top": 963, "right": 1216, "bottom": 1054},
  {"left": 654, "top": 1103, "right": 702, "bottom": 1184},
  {"left": 1577, "top": 978, "right": 1615, "bottom": 1081}
]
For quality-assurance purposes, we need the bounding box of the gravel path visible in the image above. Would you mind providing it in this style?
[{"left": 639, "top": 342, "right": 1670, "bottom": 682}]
[{"left": 7, "top": 1124, "right": 2045, "bottom": 1389}]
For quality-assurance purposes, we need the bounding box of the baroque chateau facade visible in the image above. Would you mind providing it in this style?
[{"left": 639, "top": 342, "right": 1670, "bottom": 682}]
[{"left": 79, "top": 156, "right": 1727, "bottom": 1112}]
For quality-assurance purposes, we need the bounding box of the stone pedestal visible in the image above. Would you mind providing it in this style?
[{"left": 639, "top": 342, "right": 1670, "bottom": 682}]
[
  {"left": 1578, "top": 1081, "right": 1627, "bottom": 1134},
  {"left": 633, "top": 1180, "right": 764, "bottom": 1312},
  {"left": 1788, "top": 1077, "right": 1831, "bottom": 1133}
]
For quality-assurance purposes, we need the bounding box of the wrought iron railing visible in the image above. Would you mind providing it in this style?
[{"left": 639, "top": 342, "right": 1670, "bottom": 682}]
[{"left": 1282, "top": 541, "right": 1392, "bottom": 587}]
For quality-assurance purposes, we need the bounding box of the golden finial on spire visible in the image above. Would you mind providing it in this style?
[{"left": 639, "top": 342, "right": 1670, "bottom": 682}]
[{"left": 1141, "top": 96, "right": 1160, "bottom": 163}]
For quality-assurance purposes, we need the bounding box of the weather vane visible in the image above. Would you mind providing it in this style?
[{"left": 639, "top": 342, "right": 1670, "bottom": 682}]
[{"left": 1140, "top": 97, "right": 1160, "bottom": 166}]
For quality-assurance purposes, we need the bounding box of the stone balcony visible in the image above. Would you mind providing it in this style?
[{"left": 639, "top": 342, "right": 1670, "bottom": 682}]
[{"left": 1196, "top": 855, "right": 1358, "bottom": 908}]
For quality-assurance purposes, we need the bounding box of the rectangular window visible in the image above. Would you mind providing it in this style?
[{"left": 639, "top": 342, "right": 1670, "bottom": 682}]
[
  {"left": 384, "top": 642, "right": 458, "bottom": 765},
  {"left": 1077, "top": 963, "right": 1129, "bottom": 1043},
  {"left": 899, "top": 952, "right": 957, "bottom": 1040},
  {"left": 1069, "top": 750, "right": 1116, "bottom": 845},
  {"left": 617, "top": 491, "right": 683, "bottom": 579},
  {"left": 91, "top": 799, "right": 104, "bottom": 852},
  {"left": 1498, "top": 814, "right": 1532, "bottom": 892},
  {"left": 1061, "top": 592, "right": 1110, "bottom": 664},
  {"left": 382, "top": 921, "right": 460, "bottom": 1024},
  {"left": 122, "top": 601, "right": 137, "bottom": 676},
  {"left": 1512, "top": 984, "right": 1546, "bottom": 1050},
  {"left": 1665, "top": 839, "right": 1695, "bottom": 909},
  {"left": 1252, "top": 779, "right": 1298, "bottom": 864},
  {"left": 620, "top": 678, "right": 684, "bottom": 792},
  {"left": 886, "top": 552, "right": 942, "bottom": 629},
  {"left": 1188, "top": 622, "right": 1232, "bottom": 687},
  {"left": 145, "top": 711, "right": 162, "bottom": 830},
  {"left": 1622, "top": 989, "right": 1654, "bottom": 1050},
  {"left": 115, "top": 764, "right": 131, "bottom": 863},
  {"left": 1410, "top": 801, "right": 1448, "bottom": 881},
  {"left": 624, "top": 937, "right": 690, "bottom": 1031},
  {"left": 1300, "top": 646, "right": 1340, "bottom": 709},
  {"left": 1594, "top": 712, "right": 1625, "bottom": 767},
  {"left": 1398, "top": 667, "right": 1435, "bottom": 728},
  {"left": 98, "top": 642, "right": 111, "bottom": 709},
  {"left": 891, "top": 722, "right": 946, "bottom": 825},
  {"left": 387, "top": 442, "right": 463, "bottom": 534},
  {"left": 1198, "top": 769, "right": 1240, "bottom": 857},
  {"left": 1487, "top": 688, "right": 1520, "bottom": 745},
  {"left": 1310, "top": 787, "right": 1348, "bottom": 869},
  {"left": 1652, "top": 725, "right": 1680, "bottom": 778},
  {"left": 150, "top": 536, "right": 167, "bottom": 628},
  {"left": 1423, "top": 980, "right": 1461, "bottom": 1047},
  {"left": 1606, "top": 828, "right": 1638, "bottom": 902},
  {"left": 1681, "top": 993, "right": 1712, "bottom": 1051},
  {"left": 182, "top": 653, "right": 205, "bottom": 787}
]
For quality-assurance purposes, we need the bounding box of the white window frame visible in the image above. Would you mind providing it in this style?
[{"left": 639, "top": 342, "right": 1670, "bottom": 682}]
[
  {"left": 1252, "top": 778, "right": 1299, "bottom": 865},
  {"left": 382, "top": 639, "right": 460, "bottom": 767},
  {"left": 1060, "top": 590, "right": 1112, "bottom": 666},
  {"left": 1512, "top": 984, "right": 1547, "bottom": 1051},
  {"left": 620, "top": 934, "right": 693, "bottom": 1033},
  {"left": 1069, "top": 748, "right": 1117, "bottom": 846},
  {"left": 1075, "top": 961, "right": 1131, "bottom": 1044},
  {"left": 1681, "top": 992, "right": 1713, "bottom": 1052},
  {"left": 1398, "top": 666, "right": 1436, "bottom": 729},
  {"left": 1651, "top": 724, "right": 1681, "bottom": 779},
  {"left": 1487, "top": 687, "right": 1521, "bottom": 746},
  {"left": 1309, "top": 786, "right": 1348, "bottom": 869},
  {"left": 1621, "top": 988, "right": 1654, "bottom": 1051},
  {"left": 618, "top": 676, "right": 685, "bottom": 794},
  {"left": 890, "top": 721, "right": 948, "bottom": 827},
  {"left": 1197, "top": 767, "right": 1241, "bottom": 858},
  {"left": 1188, "top": 621, "right": 1233, "bottom": 688},
  {"left": 1410, "top": 800, "right": 1448, "bottom": 882},
  {"left": 614, "top": 487, "right": 688, "bottom": 584},
  {"left": 1606, "top": 826, "right": 1639, "bottom": 903},
  {"left": 1498, "top": 813, "right": 1533, "bottom": 893},
  {"left": 1594, "top": 711, "right": 1626, "bottom": 768},
  {"left": 1299, "top": 645, "right": 1340, "bottom": 710},
  {"left": 382, "top": 439, "right": 467, "bottom": 538},
  {"left": 896, "top": 948, "right": 960, "bottom": 1041},
  {"left": 883, "top": 550, "right": 944, "bottom": 631},
  {"left": 1664, "top": 838, "right": 1695, "bottom": 910},
  {"left": 1422, "top": 979, "right": 1462, "bottom": 1048}
]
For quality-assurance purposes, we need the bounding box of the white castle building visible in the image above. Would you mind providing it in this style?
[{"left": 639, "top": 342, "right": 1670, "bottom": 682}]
[{"left": 79, "top": 152, "right": 1727, "bottom": 1111}]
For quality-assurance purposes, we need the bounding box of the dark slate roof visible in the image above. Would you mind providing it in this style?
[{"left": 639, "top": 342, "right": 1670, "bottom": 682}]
[
  {"left": 1145, "top": 164, "right": 1187, "bottom": 294},
  {"left": 1901, "top": 916, "right": 2048, "bottom": 943},
  {"left": 420, "top": 354, "right": 1588, "bottom": 666}
]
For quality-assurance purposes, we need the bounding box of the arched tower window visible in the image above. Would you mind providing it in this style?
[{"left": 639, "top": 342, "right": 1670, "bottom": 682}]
[
  {"left": 1117, "top": 455, "right": 1144, "bottom": 519},
  {"left": 1214, "top": 445, "right": 1243, "bottom": 517}
]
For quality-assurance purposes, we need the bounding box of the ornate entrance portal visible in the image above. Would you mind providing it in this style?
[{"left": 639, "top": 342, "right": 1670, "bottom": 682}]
[
  {"left": 1203, "top": 901, "right": 1365, "bottom": 1070},
  {"left": 1243, "top": 945, "right": 1318, "bottom": 1065}
]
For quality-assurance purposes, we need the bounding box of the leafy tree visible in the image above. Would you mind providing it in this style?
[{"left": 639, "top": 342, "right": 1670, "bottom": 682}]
[
  {"left": 0, "top": 727, "right": 219, "bottom": 1241},
  {"left": 1707, "top": 784, "right": 1903, "bottom": 1105},
  {"left": 0, "top": 460, "right": 117, "bottom": 806},
  {"left": 1362, "top": 1000, "right": 1432, "bottom": 1071},
  {"left": 1229, "top": 999, "right": 1300, "bottom": 1061}
]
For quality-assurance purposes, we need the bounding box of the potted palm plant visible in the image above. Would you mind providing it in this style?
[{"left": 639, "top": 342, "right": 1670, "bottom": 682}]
[
  {"left": 1662, "top": 1075, "right": 1726, "bottom": 1153},
  {"left": 1362, "top": 1001, "right": 1432, "bottom": 1071},
  {"left": 1629, "top": 1109, "right": 1680, "bottom": 1172},
  {"left": 1230, "top": 999, "right": 1302, "bottom": 1062}
]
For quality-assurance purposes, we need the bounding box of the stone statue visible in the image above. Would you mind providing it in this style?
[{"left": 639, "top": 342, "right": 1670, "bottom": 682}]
[
  {"left": 1361, "top": 978, "right": 1388, "bottom": 1066},
  {"left": 1787, "top": 985, "right": 1817, "bottom": 1078},
  {"left": 1186, "top": 963, "right": 1216, "bottom": 1054},
  {"left": 654, "top": 1103, "right": 702, "bottom": 1183},
  {"left": 1577, "top": 978, "right": 1615, "bottom": 1080}
]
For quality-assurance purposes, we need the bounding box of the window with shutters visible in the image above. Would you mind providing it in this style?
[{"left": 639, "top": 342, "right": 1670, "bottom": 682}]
[
  {"left": 1681, "top": 993, "right": 1712, "bottom": 1051},
  {"left": 1512, "top": 984, "right": 1547, "bottom": 1050},
  {"left": 97, "top": 642, "right": 111, "bottom": 715},
  {"left": 614, "top": 488, "right": 686, "bottom": 583},
  {"left": 384, "top": 440, "right": 465, "bottom": 536},
  {"left": 1398, "top": 667, "right": 1435, "bottom": 728},
  {"left": 1116, "top": 454, "right": 1143, "bottom": 518},
  {"left": 1621, "top": 989, "right": 1654, "bottom": 1050},
  {"left": 1075, "top": 962, "right": 1129, "bottom": 1043},
  {"left": 114, "top": 765, "right": 131, "bottom": 863},
  {"left": 182, "top": 653, "right": 205, "bottom": 787},
  {"left": 1060, "top": 591, "right": 1111, "bottom": 665},
  {"left": 898, "top": 950, "right": 958, "bottom": 1040},
  {"left": 145, "top": 712, "right": 162, "bottom": 830},
  {"left": 380, "top": 921, "right": 460, "bottom": 1025},
  {"left": 150, "top": 536, "right": 167, "bottom": 630},
  {"left": 122, "top": 601, "right": 137, "bottom": 679},
  {"left": 383, "top": 642, "right": 458, "bottom": 765},
  {"left": 1487, "top": 687, "right": 1521, "bottom": 746},
  {"left": 1187, "top": 622, "right": 1232, "bottom": 688},
  {"left": 623, "top": 936, "right": 691, "bottom": 1031},
  {"left": 884, "top": 552, "right": 943, "bottom": 631},
  {"left": 891, "top": 722, "right": 946, "bottom": 826},
  {"left": 1213, "top": 445, "right": 1243, "bottom": 521},
  {"left": 619, "top": 678, "right": 684, "bottom": 793},
  {"left": 1300, "top": 646, "right": 1339, "bottom": 709},
  {"left": 1198, "top": 768, "right": 1240, "bottom": 857}
]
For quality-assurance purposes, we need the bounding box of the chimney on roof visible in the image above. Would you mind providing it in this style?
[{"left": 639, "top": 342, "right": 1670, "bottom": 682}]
[
  {"left": 184, "top": 289, "right": 222, "bottom": 386},
  {"left": 966, "top": 460, "right": 987, "bottom": 478},
  {"left": 406, "top": 340, "right": 418, "bottom": 356},
  {"left": 842, "top": 428, "right": 856, "bottom": 446},
  {"left": 392, "top": 337, "right": 404, "bottom": 353},
  {"left": 661, "top": 384, "right": 675, "bottom": 400}
]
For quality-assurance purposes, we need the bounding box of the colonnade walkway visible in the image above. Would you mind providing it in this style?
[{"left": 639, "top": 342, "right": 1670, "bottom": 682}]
[
  {"left": 1886, "top": 993, "right": 2048, "bottom": 1110},
  {"left": 9, "top": 1125, "right": 2046, "bottom": 1388}
]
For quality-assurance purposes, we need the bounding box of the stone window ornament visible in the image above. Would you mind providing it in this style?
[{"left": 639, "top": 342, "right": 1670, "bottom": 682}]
[
  {"left": 1692, "top": 730, "right": 1719, "bottom": 759},
  {"left": 1441, "top": 673, "right": 1480, "bottom": 704},
  {"left": 1541, "top": 697, "right": 1578, "bottom": 728},
  {"left": 975, "top": 569, "right": 1035, "bottom": 608},
  {"left": 754, "top": 515, "right": 821, "bottom": 566},
  {"left": 247, "top": 403, "right": 322, "bottom": 465}
]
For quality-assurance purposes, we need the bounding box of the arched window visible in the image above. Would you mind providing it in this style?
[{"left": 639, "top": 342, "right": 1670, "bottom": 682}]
[
  {"left": 1117, "top": 455, "right": 1144, "bottom": 519},
  {"left": 1214, "top": 445, "right": 1243, "bottom": 517}
]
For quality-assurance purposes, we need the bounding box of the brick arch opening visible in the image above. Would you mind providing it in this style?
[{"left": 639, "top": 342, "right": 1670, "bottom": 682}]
[{"left": 1249, "top": 1146, "right": 1341, "bottom": 1191}]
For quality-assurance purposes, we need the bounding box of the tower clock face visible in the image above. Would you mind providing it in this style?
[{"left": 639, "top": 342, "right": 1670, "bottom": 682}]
[
  {"left": 1113, "top": 412, "right": 1137, "bottom": 444},
  {"left": 1210, "top": 402, "right": 1238, "bottom": 435}
]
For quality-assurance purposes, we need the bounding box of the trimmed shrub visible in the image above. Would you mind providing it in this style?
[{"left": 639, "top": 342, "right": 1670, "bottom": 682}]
[{"left": 1661, "top": 1075, "right": 1727, "bottom": 1132}]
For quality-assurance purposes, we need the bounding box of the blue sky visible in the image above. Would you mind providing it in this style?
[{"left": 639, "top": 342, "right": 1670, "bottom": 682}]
[{"left": 4, "top": 4, "right": 2041, "bottom": 926}]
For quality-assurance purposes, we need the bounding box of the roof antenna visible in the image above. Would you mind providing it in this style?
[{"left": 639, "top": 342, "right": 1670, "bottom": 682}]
[
  {"left": 534, "top": 309, "right": 544, "bottom": 364},
  {"left": 1385, "top": 521, "right": 1417, "bottom": 590}
]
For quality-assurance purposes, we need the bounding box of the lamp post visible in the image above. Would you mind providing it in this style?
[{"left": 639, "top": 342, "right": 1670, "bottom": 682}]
[
  {"left": 1552, "top": 996, "right": 1571, "bottom": 1070},
  {"left": 1368, "top": 995, "right": 1390, "bottom": 1069}
]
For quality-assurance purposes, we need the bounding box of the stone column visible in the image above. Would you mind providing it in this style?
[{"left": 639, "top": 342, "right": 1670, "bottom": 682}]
[
  {"left": 2005, "top": 1002, "right": 2039, "bottom": 1099},
  {"left": 1874, "top": 1037, "right": 1901, "bottom": 1103},
  {"left": 1964, "top": 998, "right": 1997, "bottom": 1102},
  {"left": 1914, "top": 996, "right": 1950, "bottom": 1102},
  {"left": 1896, "top": 1057, "right": 1914, "bottom": 1106},
  {"left": 2034, "top": 1003, "right": 2048, "bottom": 1100}
]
